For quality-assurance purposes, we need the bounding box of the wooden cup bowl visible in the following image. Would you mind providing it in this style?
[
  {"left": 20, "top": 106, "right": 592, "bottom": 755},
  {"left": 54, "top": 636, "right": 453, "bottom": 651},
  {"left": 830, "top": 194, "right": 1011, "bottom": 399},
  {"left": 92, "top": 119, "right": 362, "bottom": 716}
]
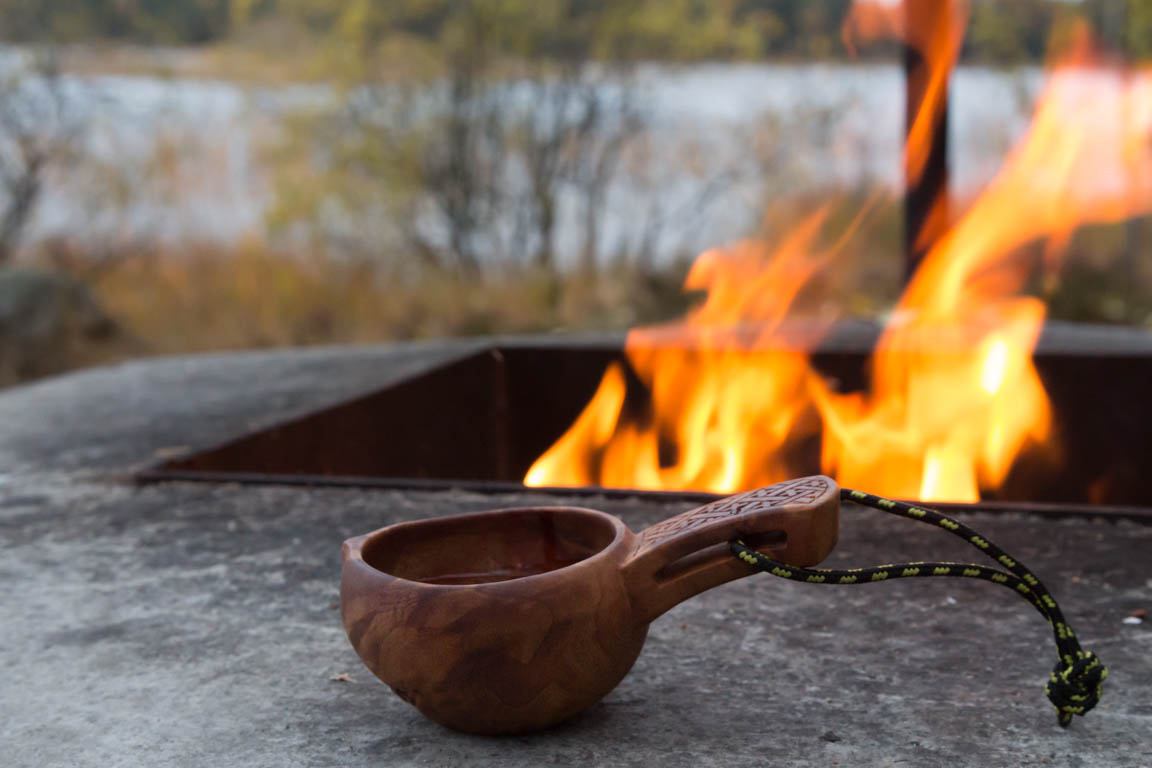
[{"left": 340, "top": 475, "right": 840, "bottom": 735}]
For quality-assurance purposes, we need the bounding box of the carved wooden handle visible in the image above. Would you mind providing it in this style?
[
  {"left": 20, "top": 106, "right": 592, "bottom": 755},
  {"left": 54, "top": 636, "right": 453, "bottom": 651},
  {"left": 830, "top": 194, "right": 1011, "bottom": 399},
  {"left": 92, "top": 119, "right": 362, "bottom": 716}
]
[{"left": 621, "top": 476, "right": 840, "bottom": 623}]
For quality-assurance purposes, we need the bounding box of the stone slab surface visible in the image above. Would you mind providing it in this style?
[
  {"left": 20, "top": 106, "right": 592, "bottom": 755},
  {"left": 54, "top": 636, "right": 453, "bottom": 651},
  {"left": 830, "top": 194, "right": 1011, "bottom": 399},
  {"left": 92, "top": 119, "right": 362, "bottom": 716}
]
[{"left": 1, "top": 340, "right": 1150, "bottom": 767}]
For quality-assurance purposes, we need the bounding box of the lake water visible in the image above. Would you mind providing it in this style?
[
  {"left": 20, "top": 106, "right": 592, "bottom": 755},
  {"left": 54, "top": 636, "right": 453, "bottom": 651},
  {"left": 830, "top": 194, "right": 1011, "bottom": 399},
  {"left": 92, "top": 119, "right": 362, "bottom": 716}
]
[{"left": 19, "top": 62, "right": 1046, "bottom": 258}]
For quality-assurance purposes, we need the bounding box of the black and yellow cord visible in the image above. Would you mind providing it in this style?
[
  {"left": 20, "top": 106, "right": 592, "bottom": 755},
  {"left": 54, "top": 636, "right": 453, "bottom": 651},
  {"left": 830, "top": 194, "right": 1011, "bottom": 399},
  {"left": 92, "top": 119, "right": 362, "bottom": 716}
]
[{"left": 731, "top": 487, "right": 1108, "bottom": 728}]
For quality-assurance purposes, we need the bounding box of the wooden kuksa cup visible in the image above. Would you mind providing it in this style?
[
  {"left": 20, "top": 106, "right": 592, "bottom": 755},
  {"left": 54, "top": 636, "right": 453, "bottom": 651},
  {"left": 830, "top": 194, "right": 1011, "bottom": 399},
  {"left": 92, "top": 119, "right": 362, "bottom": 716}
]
[{"left": 340, "top": 475, "right": 840, "bottom": 734}]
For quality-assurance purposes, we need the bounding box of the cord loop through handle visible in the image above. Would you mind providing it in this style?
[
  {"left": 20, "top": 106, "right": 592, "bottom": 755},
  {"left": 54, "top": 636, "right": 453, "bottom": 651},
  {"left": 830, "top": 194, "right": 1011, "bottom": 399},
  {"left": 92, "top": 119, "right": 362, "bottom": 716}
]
[{"left": 731, "top": 487, "right": 1107, "bottom": 727}]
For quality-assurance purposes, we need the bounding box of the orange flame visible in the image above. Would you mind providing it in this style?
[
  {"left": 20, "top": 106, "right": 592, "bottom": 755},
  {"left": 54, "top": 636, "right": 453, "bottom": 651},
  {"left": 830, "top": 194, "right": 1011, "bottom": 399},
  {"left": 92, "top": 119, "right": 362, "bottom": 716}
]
[
  {"left": 816, "top": 40, "right": 1152, "bottom": 501},
  {"left": 526, "top": 28, "right": 1152, "bottom": 502},
  {"left": 843, "top": 0, "right": 968, "bottom": 185},
  {"left": 525, "top": 211, "right": 844, "bottom": 493}
]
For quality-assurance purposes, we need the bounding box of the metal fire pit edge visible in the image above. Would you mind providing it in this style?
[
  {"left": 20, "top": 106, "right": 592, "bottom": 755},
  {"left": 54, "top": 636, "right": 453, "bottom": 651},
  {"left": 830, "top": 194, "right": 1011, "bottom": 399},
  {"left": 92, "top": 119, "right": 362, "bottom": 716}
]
[{"left": 137, "top": 323, "right": 1152, "bottom": 524}]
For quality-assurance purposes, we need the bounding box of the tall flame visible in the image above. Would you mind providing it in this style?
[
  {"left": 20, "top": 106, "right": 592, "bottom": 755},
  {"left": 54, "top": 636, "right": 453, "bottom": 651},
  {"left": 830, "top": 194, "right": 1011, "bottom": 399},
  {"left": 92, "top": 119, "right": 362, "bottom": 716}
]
[
  {"left": 816, "top": 35, "right": 1152, "bottom": 501},
  {"left": 843, "top": 0, "right": 969, "bottom": 185},
  {"left": 526, "top": 23, "right": 1152, "bottom": 502},
  {"left": 525, "top": 210, "right": 846, "bottom": 493}
]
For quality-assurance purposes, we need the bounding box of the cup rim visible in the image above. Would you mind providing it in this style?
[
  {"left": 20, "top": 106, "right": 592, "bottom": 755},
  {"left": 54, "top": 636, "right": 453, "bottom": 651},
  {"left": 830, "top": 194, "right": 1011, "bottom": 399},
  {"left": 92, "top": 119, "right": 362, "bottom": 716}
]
[{"left": 343, "top": 505, "right": 630, "bottom": 589}]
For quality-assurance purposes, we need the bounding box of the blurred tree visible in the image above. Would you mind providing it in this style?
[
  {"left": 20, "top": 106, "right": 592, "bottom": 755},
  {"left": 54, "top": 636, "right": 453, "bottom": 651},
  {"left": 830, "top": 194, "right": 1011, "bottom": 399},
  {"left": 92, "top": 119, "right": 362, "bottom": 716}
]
[
  {"left": 262, "top": 0, "right": 772, "bottom": 281},
  {"left": 4, "top": 0, "right": 1130, "bottom": 66},
  {"left": 964, "top": 0, "right": 1065, "bottom": 64},
  {"left": 1121, "top": 0, "right": 1152, "bottom": 57},
  {"left": 0, "top": 51, "right": 82, "bottom": 264},
  {"left": 735, "top": 0, "right": 851, "bottom": 58},
  {"left": 0, "top": 0, "right": 230, "bottom": 44}
]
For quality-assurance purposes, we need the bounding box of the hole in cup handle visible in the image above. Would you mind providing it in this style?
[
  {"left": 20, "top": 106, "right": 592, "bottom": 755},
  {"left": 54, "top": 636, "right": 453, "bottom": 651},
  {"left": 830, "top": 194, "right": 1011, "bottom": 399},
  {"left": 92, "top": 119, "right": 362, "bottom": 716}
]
[
  {"left": 621, "top": 476, "right": 840, "bottom": 623},
  {"left": 654, "top": 530, "right": 789, "bottom": 583}
]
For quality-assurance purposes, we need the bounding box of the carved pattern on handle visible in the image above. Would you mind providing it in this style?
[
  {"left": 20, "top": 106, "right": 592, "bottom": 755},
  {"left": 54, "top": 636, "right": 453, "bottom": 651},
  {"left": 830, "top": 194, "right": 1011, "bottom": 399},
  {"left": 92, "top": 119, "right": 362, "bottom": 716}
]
[{"left": 636, "top": 476, "right": 833, "bottom": 552}]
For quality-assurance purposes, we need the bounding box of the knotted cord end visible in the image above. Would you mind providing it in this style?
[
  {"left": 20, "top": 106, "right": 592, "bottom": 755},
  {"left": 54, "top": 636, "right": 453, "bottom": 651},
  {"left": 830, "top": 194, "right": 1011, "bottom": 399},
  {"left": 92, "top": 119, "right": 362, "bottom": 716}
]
[
  {"left": 735, "top": 487, "right": 1110, "bottom": 731},
  {"left": 1045, "top": 651, "right": 1108, "bottom": 727}
]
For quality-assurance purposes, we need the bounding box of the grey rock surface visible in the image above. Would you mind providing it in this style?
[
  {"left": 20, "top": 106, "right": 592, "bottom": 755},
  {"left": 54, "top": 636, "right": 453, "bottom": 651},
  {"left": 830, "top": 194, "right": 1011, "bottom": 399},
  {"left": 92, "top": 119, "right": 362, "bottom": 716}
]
[{"left": 1, "top": 340, "right": 1150, "bottom": 767}]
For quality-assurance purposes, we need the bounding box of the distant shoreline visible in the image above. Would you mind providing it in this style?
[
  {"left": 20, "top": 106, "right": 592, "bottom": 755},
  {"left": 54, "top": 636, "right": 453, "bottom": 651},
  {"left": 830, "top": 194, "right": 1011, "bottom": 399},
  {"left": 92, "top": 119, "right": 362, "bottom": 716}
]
[
  {"left": 9, "top": 59, "right": 1043, "bottom": 251},
  {"left": 0, "top": 42, "right": 1051, "bottom": 85}
]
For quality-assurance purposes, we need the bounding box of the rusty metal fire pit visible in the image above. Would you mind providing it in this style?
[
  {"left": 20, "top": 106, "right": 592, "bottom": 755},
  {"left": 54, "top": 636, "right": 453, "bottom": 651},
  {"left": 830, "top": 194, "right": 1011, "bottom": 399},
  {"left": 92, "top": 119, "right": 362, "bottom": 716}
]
[{"left": 138, "top": 325, "right": 1152, "bottom": 521}]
